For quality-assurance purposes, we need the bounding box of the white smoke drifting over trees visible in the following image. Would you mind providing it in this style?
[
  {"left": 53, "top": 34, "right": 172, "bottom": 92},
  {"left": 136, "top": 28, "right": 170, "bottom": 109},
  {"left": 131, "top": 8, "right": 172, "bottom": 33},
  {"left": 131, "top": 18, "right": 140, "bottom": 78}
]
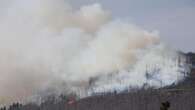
[{"left": 0, "top": 0, "right": 188, "bottom": 105}]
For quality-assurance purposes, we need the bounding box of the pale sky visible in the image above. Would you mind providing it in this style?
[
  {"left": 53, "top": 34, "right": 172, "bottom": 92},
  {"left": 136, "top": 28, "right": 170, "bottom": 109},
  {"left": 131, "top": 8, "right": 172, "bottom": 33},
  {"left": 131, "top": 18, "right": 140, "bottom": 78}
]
[
  {"left": 69, "top": 0, "right": 195, "bottom": 52},
  {"left": 0, "top": 0, "right": 194, "bottom": 52}
]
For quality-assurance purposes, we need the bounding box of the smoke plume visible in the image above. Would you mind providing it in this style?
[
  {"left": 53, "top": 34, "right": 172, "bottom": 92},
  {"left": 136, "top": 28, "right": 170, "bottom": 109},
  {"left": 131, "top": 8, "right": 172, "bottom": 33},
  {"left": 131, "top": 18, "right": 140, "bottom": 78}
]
[{"left": 0, "top": 0, "right": 188, "bottom": 105}]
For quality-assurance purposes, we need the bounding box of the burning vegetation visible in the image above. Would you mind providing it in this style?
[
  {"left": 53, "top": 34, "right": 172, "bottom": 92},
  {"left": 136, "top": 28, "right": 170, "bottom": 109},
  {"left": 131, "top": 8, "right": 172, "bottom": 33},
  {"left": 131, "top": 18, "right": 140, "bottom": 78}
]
[{"left": 0, "top": 0, "right": 194, "bottom": 110}]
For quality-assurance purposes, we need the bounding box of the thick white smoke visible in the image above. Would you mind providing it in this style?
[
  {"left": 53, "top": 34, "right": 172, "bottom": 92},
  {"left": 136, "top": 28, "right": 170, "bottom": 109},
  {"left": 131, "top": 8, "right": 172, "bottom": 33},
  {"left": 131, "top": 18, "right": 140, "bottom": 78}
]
[{"left": 0, "top": 0, "right": 188, "bottom": 105}]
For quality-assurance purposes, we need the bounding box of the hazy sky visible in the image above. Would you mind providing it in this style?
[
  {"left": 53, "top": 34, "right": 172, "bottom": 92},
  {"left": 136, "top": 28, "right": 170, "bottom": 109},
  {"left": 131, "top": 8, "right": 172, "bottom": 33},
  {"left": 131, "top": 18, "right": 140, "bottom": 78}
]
[
  {"left": 69, "top": 0, "right": 195, "bottom": 52},
  {"left": 0, "top": 0, "right": 194, "bottom": 52}
]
